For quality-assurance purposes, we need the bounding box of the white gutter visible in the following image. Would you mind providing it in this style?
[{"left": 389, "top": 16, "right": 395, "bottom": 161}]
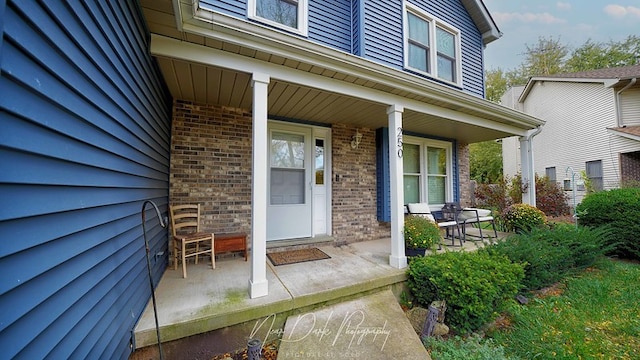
[{"left": 615, "top": 78, "right": 637, "bottom": 127}]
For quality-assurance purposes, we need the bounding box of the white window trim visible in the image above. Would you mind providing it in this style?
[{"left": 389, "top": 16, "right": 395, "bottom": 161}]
[
  {"left": 403, "top": 2, "right": 463, "bottom": 87},
  {"left": 247, "top": 0, "right": 309, "bottom": 36},
  {"left": 404, "top": 136, "right": 454, "bottom": 211}
]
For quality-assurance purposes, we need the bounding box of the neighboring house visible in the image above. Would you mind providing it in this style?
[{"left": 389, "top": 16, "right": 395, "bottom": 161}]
[
  {"left": 1, "top": 0, "right": 543, "bottom": 358},
  {"left": 502, "top": 65, "right": 640, "bottom": 205}
]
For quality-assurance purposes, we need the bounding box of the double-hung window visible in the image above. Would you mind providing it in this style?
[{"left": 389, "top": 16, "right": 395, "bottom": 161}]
[
  {"left": 403, "top": 138, "right": 453, "bottom": 208},
  {"left": 586, "top": 160, "right": 603, "bottom": 192},
  {"left": 248, "top": 0, "right": 308, "bottom": 35},
  {"left": 404, "top": 3, "right": 462, "bottom": 85}
]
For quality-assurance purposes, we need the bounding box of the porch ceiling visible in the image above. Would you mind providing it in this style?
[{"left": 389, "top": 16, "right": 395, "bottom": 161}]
[{"left": 141, "top": 0, "right": 543, "bottom": 144}]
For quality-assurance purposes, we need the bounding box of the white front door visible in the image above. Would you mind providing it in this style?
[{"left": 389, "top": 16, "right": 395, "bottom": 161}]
[{"left": 267, "top": 125, "right": 313, "bottom": 240}]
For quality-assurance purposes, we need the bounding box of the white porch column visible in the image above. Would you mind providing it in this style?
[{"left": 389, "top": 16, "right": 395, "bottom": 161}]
[
  {"left": 520, "top": 127, "right": 542, "bottom": 207},
  {"left": 387, "top": 105, "right": 407, "bottom": 269},
  {"left": 250, "top": 72, "right": 270, "bottom": 298}
]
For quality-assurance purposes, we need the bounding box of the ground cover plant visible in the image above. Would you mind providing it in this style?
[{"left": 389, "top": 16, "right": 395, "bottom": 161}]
[{"left": 488, "top": 259, "right": 640, "bottom": 359}]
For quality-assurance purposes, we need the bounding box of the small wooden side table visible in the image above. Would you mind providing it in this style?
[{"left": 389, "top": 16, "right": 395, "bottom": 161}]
[{"left": 214, "top": 233, "right": 247, "bottom": 261}]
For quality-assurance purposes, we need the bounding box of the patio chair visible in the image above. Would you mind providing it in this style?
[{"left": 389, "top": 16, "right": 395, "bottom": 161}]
[
  {"left": 454, "top": 203, "right": 498, "bottom": 242},
  {"left": 406, "top": 203, "right": 462, "bottom": 247},
  {"left": 169, "top": 204, "right": 215, "bottom": 278}
]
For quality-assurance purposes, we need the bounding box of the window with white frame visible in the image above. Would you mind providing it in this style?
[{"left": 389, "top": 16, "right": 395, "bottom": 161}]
[
  {"left": 248, "top": 0, "right": 308, "bottom": 35},
  {"left": 402, "top": 138, "right": 453, "bottom": 207},
  {"left": 404, "top": 3, "right": 461, "bottom": 85}
]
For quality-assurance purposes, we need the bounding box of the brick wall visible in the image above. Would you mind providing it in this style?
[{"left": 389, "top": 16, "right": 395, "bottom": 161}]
[
  {"left": 170, "top": 100, "right": 391, "bottom": 245},
  {"left": 457, "top": 142, "right": 472, "bottom": 207},
  {"left": 170, "top": 100, "right": 253, "bottom": 235},
  {"left": 331, "top": 124, "right": 391, "bottom": 243},
  {"left": 620, "top": 151, "right": 640, "bottom": 184}
]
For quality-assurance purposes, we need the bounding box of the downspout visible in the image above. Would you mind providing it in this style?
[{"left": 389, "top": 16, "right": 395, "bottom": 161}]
[
  {"left": 520, "top": 126, "right": 543, "bottom": 207},
  {"left": 615, "top": 78, "right": 637, "bottom": 127}
]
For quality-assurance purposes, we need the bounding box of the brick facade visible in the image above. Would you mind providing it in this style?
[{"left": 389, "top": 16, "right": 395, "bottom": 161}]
[
  {"left": 169, "top": 100, "right": 471, "bottom": 245},
  {"left": 620, "top": 151, "right": 640, "bottom": 184},
  {"left": 170, "top": 100, "right": 253, "bottom": 235},
  {"left": 457, "top": 142, "right": 472, "bottom": 207},
  {"left": 331, "top": 124, "right": 391, "bottom": 243}
]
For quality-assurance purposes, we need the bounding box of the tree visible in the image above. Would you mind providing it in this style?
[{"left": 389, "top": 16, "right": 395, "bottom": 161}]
[
  {"left": 485, "top": 68, "right": 527, "bottom": 103},
  {"left": 470, "top": 140, "right": 503, "bottom": 184},
  {"left": 565, "top": 35, "right": 640, "bottom": 72},
  {"left": 521, "top": 36, "right": 569, "bottom": 76}
]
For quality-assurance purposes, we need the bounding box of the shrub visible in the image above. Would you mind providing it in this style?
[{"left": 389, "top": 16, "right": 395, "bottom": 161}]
[
  {"left": 502, "top": 203, "right": 546, "bottom": 233},
  {"left": 577, "top": 188, "right": 640, "bottom": 260},
  {"left": 407, "top": 251, "right": 524, "bottom": 334},
  {"left": 535, "top": 175, "right": 570, "bottom": 217},
  {"left": 485, "top": 224, "right": 612, "bottom": 290},
  {"left": 404, "top": 215, "right": 441, "bottom": 251}
]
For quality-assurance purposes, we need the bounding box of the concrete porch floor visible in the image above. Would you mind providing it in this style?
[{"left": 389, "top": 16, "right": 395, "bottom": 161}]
[{"left": 133, "top": 230, "right": 503, "bottom": 353}]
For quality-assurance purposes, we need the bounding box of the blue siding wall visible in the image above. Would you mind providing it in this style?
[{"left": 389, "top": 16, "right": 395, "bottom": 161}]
[
  {"left": 363, "top": 0, "right": 485, "bottom": 97},
  {"left": 0, "top": 1, "right": 172, "bottom": 359},
  {"left": 308, "top": 0, "right": 352, "bottom": 52},
  {"left": 200, "top": 0, "right": 246, "bottom": 18}
]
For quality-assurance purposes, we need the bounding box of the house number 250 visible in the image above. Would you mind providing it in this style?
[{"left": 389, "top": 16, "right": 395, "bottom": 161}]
[{"left": 397, "top": 127, "right": 403, "bottom": 158}]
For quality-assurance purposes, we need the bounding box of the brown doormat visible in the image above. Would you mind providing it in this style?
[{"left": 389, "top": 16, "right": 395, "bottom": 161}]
[{"left": 267, "top": 248, "right": 331, "bottom": 266}]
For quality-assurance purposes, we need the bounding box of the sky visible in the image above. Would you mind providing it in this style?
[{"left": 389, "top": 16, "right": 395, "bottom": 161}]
[{"left": 483, "top": 0, "right": 640, "bottom": 70}]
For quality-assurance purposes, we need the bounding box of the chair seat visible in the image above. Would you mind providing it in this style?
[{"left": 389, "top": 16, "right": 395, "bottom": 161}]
[
  {"left": 175, "top": 232, "right": 212, "bottom": 241},
  {"left": 437, "top": 220, "right": 458, "bottom": 227}
]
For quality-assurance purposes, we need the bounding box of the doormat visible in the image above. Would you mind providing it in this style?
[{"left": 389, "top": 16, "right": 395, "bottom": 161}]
[{"left": 267, "top": 248, "right": 331, "bottom": 266}]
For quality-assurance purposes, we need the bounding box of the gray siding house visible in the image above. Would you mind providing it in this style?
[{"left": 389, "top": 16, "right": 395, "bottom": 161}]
[
  {"left": 1, "top": 0, "right": 544, "bottom": 357},
  {"left": 502, "top": 65, "right": 640, "bottom": 204}
]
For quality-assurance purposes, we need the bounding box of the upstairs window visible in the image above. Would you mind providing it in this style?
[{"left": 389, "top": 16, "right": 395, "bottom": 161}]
[
  {"left": 404, "top": 3, "right": 462, "bottom": 85},
  {"left": 248, "top": 0, "right": 308, "bottom": 35}
]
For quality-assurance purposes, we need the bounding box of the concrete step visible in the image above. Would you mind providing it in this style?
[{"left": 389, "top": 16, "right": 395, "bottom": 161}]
[{"left": 276, "top": 289, "right": 431, "bottom": 360}]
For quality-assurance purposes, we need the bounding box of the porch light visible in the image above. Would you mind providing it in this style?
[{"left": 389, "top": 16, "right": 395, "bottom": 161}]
[{"left": 351, "top": 129, "right": 363, "bottom": 149}]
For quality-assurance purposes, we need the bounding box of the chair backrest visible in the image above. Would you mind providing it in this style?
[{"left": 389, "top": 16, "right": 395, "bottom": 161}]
[
  {"left": 406, "top": 203, "right": 436, "bottom": 222},
  {"left": 169, "top": 204, "right": 202, "bottom": 236},
  {"left": 442, "top": 202, "right": 463, "bottom": 221}
]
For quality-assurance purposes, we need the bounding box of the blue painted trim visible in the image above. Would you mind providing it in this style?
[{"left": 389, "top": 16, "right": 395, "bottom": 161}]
[{"left": 376, "top": 127, "right": 391, "bottom": 222}]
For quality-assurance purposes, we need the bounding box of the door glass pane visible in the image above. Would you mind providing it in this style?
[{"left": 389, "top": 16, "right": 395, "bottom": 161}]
[
  {"left": 271, "top": 169, "right": 305, "bottom": 204},
  {"left": 271, "top": 132, "right": 304, "bottom": 168},
  {"left": 315, "top": 139, "right": 324, "bottom": 185},
  {"left": 403, "top": 144, "right": 420, "bottom": 173},
  {"left": 271, "top": 131, "right": 305, "bottom": 205},
  {"left": 404, "top": 175, "right": 420, "bottom": 204},
  {"left": 427, "top": 147, "right": 446, "bottom": 174},
  {"left": 257, "top": 0, "right": 298, "bottom": 28},
  {"left": 428, "top": 176, "right": 445, "bottom": 204}
]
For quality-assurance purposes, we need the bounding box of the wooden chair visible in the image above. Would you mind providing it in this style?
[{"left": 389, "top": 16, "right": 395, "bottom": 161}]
[{"left": 169, "top": 204, "right": 215, "bottom": 278}]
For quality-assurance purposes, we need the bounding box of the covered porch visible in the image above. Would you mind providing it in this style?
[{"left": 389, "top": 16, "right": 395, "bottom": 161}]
[{"left": 133, "top": 234, "right": 499, "bottom": 355}]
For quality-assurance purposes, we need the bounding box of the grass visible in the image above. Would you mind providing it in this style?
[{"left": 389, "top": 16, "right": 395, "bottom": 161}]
[
  {"left": 424, "top": 258, "right": 640, "bottom": 359},
  {"left": 489, "top": 258, "right": 640, "bottom": 359}
]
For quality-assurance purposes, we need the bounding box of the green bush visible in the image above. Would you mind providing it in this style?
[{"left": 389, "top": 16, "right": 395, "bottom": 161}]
[
  {"left": 502, "top": 203, "right": 546, "bottom": 233},
  {"left": 407, "top": 251, "right": 524, "bottom": 334},
  {"left": 404, "top": 215, "right": 441, "bottom": 250},
  {"left": 485, "top": 224, "right": 612, "bottom": 290},
  {"left": 577, "top": 188, "right": 640, "bottom": 260}
]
